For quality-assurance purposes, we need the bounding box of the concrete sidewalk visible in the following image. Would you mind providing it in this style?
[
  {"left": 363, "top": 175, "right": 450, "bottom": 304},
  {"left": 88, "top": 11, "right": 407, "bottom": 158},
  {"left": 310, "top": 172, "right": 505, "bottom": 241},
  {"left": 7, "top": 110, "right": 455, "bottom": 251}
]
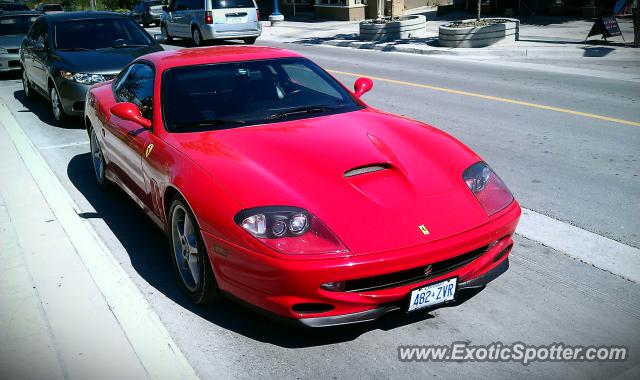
[
  {"left": 0, "top": 104, "right": 198, "bottom": 379},
  {"left": 259, "top": 9, "right": 640, "bottom": 60}
]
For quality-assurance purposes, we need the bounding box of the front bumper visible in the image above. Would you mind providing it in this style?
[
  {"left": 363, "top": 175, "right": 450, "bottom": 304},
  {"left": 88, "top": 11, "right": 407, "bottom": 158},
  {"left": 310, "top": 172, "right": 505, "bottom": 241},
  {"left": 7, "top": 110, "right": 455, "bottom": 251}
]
[
  {"left": 0, "top": 53, "right": 21, "bottom": 72},
  {"left": 202, "top": 201, "right": 520, "bottom": 326},
  {"left": 298, "top": 258, "right": 509, "bottom": 327},
  {"left": 54, "top": 78, "right": 91, "bottom": 116}
]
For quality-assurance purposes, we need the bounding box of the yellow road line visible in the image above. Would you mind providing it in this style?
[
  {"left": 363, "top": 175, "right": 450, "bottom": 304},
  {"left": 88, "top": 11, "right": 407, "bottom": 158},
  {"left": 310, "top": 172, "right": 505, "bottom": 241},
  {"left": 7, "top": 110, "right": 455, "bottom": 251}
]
[{"left": 328, "top": 69, "right": 640, "bottom": 128}]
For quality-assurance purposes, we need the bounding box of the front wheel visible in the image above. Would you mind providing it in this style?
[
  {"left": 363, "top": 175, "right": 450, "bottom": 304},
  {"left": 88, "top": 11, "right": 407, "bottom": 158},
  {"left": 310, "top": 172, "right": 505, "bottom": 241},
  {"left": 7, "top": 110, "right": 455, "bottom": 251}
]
[
  {"left": 155, "top": 21, "right": 160, "bottom": 27},
  {"left": 22, "top": 68, "right": 36, "bottom": 100},
  {"left": 243, "top": 37, "right": 257, "bottom": 45},
  {"left": 49, "top": 85, "right": 69, "bottom": 126},
  {"left": 169, "top": 196, "right": 219, "bottom": 304},
  {"left": 89, "top": 126, "right": 111, "bottom": 190}
]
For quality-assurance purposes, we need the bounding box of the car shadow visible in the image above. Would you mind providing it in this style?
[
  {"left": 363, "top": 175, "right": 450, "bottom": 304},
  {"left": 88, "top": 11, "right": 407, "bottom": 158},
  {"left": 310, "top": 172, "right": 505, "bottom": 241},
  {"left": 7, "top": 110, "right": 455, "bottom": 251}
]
[
  {"left": 67, "top": 152, "right": 485, "bottom": 348},
  {"left": 13, "top": 89, "right": 84, "bottom": 129}
]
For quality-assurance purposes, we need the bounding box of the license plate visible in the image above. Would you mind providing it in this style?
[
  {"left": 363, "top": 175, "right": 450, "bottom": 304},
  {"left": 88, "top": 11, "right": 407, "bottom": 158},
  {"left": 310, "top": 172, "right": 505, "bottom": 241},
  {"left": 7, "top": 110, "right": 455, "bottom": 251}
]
[
  {"left": 226, "top": 17, "right": 244, "bottom": 24},
  {"left": 407, "top": 277, "right": 457, "bottom": 312}
]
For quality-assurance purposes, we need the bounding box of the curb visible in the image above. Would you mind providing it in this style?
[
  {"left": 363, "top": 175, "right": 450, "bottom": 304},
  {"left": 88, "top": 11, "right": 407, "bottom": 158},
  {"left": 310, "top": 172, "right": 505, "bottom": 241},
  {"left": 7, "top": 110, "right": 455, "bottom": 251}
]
[
  {"left": 316, "top": 38, "right": 640, "bottom": 59},
  {"left": 0, "top": 101, "right": 200, "bottom": 380}
]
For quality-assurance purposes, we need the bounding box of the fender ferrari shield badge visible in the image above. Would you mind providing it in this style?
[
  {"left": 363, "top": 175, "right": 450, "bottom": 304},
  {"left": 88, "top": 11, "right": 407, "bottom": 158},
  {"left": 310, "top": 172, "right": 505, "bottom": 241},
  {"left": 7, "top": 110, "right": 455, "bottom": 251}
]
[
  {"left": 145, "top": 144, "right": 154, "bottom": 158},
  {"left": 419, "top": 225, "right": 430, "bottom": 235}
]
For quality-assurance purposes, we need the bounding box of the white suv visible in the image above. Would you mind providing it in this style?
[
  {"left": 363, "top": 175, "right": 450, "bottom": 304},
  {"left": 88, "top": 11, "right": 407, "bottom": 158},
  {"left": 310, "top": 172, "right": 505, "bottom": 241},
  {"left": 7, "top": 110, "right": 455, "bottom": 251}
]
[{"left": 161, "top": 0, "right": 261, "bottom": 46}]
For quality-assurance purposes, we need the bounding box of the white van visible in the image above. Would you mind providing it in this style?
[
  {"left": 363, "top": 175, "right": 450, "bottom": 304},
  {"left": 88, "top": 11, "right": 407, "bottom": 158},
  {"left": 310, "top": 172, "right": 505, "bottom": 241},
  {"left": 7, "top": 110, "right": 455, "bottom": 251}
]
[{"left": 161, "top": 0, "right": 261, "bottom": 46}]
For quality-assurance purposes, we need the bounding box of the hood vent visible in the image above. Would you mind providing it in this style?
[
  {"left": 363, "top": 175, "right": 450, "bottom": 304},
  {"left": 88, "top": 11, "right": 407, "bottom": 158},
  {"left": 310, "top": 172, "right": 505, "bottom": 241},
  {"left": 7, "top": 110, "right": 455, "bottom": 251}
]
[{"left": 344, "top": 164, "right": 389, "bottom": 178}]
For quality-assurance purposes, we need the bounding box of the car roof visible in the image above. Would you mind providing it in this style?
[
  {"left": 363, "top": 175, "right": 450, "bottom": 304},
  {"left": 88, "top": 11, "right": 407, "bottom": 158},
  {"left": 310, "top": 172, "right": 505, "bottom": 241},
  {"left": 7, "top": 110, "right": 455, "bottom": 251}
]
[
  {"left": 141, "top": 46, "right": 303, "bottom": 72},
  {"left": 43, "top": 11, "right": 127, "bottom": 22}
]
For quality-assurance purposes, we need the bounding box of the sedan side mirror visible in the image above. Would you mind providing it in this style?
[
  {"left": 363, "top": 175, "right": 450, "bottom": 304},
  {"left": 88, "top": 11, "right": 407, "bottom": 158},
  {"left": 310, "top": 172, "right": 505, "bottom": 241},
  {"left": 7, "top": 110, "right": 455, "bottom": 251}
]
[
  {"left": 353, "top": 77, "right": 373, "bottom": 98},
  {"left": 33, "top": 40, "right": 46, "bottom": 52},
  {"left": 154, "top": 33, "right": 166, "bottom": 43},
  {"left": 110, "top": 102, "right": 152, "bottom": 129}
]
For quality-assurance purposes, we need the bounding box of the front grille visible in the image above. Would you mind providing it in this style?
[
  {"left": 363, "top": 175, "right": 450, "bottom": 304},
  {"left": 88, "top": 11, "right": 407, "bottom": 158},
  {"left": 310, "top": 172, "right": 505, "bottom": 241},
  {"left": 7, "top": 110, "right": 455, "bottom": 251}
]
[
  {"left": 103, "top": 74, "right": 117, "bottom": 81},
  {"left": 344, "top": 244, "right": 491, "bottom": 292},
  {"left": 7, "top": 48, "right": 19, "bottom": 54}
]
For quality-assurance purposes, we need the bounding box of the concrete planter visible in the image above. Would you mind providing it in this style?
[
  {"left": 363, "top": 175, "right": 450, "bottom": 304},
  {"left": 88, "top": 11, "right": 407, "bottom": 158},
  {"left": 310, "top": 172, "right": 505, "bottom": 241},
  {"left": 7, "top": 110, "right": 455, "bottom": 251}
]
[
  {"left": 359, "top": 15, "right": 426, "bottom": 41},
  {"left": 439, "top": 18, "right": 520, "bottom": 48}
]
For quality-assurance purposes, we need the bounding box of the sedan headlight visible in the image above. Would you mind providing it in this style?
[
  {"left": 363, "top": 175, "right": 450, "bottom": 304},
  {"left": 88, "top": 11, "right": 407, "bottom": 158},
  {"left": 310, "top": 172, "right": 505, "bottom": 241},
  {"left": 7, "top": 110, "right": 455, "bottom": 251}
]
[
  {"left": 60, "top": 71, "right": 107, "bottom": 85},
  {"left": 0, "top": 47, "right": 8, "bottom": 54},
  {"left": 463, "top": 162, "right": 513, "bottom": 216},
  {"left": 235, "top": 206, "right": 348, "bottom": 255}
]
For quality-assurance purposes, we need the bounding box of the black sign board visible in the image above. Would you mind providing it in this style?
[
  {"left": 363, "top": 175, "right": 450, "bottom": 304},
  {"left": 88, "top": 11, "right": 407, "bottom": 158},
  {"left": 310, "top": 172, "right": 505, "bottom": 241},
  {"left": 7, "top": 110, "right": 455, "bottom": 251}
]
[{"left": 586, "top": 16, "right": 625, "bottom": 41}]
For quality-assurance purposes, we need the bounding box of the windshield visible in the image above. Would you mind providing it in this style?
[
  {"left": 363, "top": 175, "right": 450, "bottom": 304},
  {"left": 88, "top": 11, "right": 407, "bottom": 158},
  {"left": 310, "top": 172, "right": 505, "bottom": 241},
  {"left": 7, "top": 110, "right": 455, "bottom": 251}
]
[
  {"left": 54, "top": 18, "right": 152, "bottom": 50},
  {"left": 212, "top": 0, "right": 255, "bottom": 9},
  {"left": 43, "top": 4, "right": 63, "bottom": 11},
  {"left": 162, "top": 58, "right": 362, "bottom": 132},
  {"left": 0, "top": 15, "right": 38, "bottom": 36}
]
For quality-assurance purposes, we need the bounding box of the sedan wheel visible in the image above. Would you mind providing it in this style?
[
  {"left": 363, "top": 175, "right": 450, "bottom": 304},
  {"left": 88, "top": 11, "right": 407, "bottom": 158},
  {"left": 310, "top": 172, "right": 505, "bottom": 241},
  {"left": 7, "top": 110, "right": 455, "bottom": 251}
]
[
  {"left": 192, "top": 27, "right": 203, "bottom": 47},
  {"left": 49, "top": 86, "right": 68, "bottom": 125},
  {"left": 22, "top": 69, "right": 35, "bottom": 99},
  {"left": 89, "top": 127, "right": 110, "bottom": 190},
  {"left": 170, "top": 197, "right": 218, "bottom": 303}
]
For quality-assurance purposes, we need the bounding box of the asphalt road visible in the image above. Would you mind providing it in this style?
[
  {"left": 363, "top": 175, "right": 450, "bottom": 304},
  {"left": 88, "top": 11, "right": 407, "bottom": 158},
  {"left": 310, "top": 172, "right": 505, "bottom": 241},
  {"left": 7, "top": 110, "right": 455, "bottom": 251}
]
[{"left": 1, "top": 39, "right": 639, "bottom": 379}]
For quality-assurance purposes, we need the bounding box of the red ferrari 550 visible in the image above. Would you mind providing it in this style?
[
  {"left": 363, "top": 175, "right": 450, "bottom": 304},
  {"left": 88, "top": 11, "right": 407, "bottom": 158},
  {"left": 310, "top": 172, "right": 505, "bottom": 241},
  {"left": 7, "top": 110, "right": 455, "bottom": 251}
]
[{"left": 84, "top": 46, "right": 520, "bottom": 327}]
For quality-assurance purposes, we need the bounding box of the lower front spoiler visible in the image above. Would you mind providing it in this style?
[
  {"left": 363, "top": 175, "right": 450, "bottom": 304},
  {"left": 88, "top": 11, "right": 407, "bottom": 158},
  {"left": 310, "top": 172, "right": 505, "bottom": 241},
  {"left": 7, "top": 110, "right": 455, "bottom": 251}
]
[{"left": 297, "top": 258, "right": 510, "bottom": 328}]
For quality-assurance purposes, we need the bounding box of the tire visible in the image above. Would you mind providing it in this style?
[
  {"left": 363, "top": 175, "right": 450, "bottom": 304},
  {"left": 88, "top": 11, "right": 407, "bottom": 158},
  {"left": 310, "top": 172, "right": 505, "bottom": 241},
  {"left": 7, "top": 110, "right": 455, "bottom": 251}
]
[
  {"left": 49, "top": 85, "right": 70, "bottom": 126},
  {"left": 161, "top": 24, "right": 172, "bottom": 42},
  {"left": 155, "top": 21, "right": 160, "bottom": 27},
  {"left": 192, "top": 27, "right": 203, "bottom": 47},
  {"left": 243, "top": 37, "right": 257, "bottom": 45},
  {"left": 22, "top": 68, "right": 36, "bottom": 100},
  {"left": 143, "top": 21, "right": 150, "bottom": 28},
  {"left": 169, "top": 196, "right": 219, "bottom": 304},
  {"left": 89, "top": 126, "right": 111, "bottom": 190}
]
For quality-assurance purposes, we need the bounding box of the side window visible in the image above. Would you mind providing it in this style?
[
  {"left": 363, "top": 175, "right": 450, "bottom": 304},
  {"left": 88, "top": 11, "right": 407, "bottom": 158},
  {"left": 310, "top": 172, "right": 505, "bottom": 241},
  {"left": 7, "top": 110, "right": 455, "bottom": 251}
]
[
  {"left": 190, "top": 0, "right": 204, "bottom": 10},
  {"left": 27, "top": 18, "right": 42, "bottom": 40},
  {"left": 280, "top": 63, "right": 342, "bottom": 101},
  {"left": 116, "top": 63, "right": 155, "bottom": 119},
  {"left": 36, "top": 20, "right": 49, "bottom": 46}
]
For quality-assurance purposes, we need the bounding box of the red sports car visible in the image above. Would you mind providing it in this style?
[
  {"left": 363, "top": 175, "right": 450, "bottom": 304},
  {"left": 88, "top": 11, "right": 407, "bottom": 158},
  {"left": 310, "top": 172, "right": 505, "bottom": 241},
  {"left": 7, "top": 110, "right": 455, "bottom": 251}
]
[{"left": 84, "top": 46, "right": 520, "bottom": 327}]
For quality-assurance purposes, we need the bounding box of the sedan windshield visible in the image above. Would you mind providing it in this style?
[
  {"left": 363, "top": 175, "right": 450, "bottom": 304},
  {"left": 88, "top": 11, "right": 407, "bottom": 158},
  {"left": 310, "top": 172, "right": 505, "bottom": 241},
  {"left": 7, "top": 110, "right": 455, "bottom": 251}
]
[
  {"left": 0, "top": 15, "right": 39, "bottom": 36},
  {"left": 54, "top": 18, "right": 152, "bottom": 50},
  {"left": 162, "top": 58, "right": 362, "bottom": 132}
]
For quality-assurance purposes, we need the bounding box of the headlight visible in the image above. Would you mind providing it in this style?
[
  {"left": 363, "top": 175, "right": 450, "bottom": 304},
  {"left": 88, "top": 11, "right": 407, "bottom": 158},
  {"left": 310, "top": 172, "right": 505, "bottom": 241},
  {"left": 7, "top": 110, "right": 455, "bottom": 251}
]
[
  {"left": 60, "top": 71, "right": 107, "bottom": 85},
  {"left": 463, "top": 162, "right": 513, "bottom": 216},
  {"left": 235, "top": 206, "right": 348, "bottom": 255},
  {"left": 0, "top": 47, "right": 8, "bottom": 54}
]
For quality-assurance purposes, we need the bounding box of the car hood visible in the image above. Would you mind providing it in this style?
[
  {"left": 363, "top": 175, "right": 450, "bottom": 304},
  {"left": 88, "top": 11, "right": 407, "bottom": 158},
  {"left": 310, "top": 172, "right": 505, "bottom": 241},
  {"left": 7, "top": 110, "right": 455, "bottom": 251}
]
[
  {"left": 52, "top": 45, "right": 162, "bottom": 74},
  {"left": 166, "top": 109, "right": 491, "bottom": 255},
  {"left": 0, "top": 34, "right": 26, "bottom": 49}
]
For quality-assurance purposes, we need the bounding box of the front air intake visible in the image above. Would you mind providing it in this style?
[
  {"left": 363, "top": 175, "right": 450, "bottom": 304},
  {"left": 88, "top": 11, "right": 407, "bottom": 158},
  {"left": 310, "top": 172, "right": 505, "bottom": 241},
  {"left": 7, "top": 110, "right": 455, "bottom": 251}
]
[{"left": 344, "top": 164, "right": 389, "bottom": 178}]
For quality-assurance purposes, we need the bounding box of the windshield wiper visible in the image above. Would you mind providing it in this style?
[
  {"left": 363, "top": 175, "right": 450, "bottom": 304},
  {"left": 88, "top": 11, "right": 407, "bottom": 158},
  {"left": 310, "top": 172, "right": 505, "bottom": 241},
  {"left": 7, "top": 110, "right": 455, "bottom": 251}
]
[
  {"left": 174, "top": 119, "right": 245, "bottom": 129},
  {"left": 56, "top": 47, "right": 93, "bottom": 51},
  {"left": 110, "top": 43, "right": 150, "bottom": 49},
  {"left": 265, "top": 106, "right": 337, "bottom": 120}
]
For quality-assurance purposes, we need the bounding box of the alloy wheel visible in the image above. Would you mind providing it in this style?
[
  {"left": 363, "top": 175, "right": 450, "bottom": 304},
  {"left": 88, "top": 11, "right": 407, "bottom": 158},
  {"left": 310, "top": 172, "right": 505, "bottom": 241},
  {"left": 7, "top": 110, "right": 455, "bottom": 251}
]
[{"left": 171, "top": 204, "right": 201, "bottom": 292}]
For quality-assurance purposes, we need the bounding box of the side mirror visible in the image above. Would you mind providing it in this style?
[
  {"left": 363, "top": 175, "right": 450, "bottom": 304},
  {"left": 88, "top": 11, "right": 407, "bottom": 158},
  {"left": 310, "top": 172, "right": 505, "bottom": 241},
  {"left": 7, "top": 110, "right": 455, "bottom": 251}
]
[
  {"left": 154, "top": 33, "right": 166, "bottom": 43},
  {"left": 110, "top": 102, "right": 152, "bottom": 129},
  {"left": 33, "top": 40, "right": 46, "bottom": 52},
  {"left": 162, "top": 5, "right": 168, "bottom": 11},
  {"left": 353, "top": 77, "right": 373, "bottom": 98}
]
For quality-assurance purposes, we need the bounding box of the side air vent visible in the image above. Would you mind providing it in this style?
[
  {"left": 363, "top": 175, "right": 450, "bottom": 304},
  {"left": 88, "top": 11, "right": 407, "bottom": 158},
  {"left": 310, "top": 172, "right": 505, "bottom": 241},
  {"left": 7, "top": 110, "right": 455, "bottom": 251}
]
[{"left": 344, "top": 164, "right": 389, "bottom": 178}]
